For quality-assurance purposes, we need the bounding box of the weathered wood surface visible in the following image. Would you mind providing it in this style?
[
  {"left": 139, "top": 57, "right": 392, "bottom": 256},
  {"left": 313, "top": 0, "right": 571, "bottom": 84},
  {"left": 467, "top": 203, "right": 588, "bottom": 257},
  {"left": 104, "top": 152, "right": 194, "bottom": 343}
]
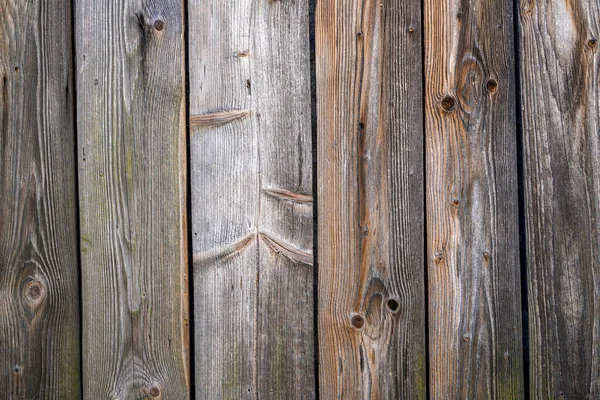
[
  {"left": 316, "top": 0, "right": 426, "bottom": 397},
  {"left": 0, "top": 1, "right": 80, "bottom": 398},
  {"left": 75, "top": 1, "right": 189, "bottom": 398},
  {"left": 519, "top": 0, "right": 600, "bottom": 397},
  {"left": 424, "top": 0, "right": 524, "bottom": 397},
  {"left": 188, "top": 0, "right": 314, "bottom": 397}
]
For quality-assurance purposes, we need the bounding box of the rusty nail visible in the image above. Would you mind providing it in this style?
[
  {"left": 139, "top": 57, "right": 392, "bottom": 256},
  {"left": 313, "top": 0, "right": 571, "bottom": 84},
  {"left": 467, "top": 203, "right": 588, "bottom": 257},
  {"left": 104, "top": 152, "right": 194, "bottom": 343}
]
[
  {"left": 588, "top": 39, "right": 597, "bottom": 48},
  {"left": 154, "top": 20, "right": 164, "bottom": 31},
  {"left": 150, "top": 386, "right": 161, "bottom": 397}
]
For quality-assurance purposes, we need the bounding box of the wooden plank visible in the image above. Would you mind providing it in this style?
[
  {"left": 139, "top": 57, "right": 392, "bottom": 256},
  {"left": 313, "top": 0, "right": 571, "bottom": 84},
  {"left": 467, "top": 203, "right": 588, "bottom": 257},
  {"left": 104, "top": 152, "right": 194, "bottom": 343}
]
[
  {"left": 75, "top": 1, "right": 189, "bottom": 398},
  {"left": 188, "top": 0, "right": 314, "bottom": 397},
  {"left": 0, "top": 1, "right": 80, "bottom": 398},
  {"left": 519, "top": 0, "right": 600, "bottom": 397},
  {"left": 315, "top": 0, "right": 426, "bottom": 397},
  {"left": 424, "top": 0, "right": 524, "bottom": 397}
]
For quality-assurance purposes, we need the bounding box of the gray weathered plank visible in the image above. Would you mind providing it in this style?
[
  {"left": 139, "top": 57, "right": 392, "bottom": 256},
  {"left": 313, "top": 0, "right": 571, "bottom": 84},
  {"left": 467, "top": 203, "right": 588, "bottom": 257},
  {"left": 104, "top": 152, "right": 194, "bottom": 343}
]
[
  {"left": 188, "top": 0, "right": 314, "bottom": 397},
  {"left": 315, "top": 0, "right": 427, "bottom": 397},
  {"left": 75, "top": 1, "right": 190, "bottom": 398},
  {"left": 424, "top": 0, "right": 524, "bottom": 397},
  {"left": 519, "top": 0, "right": 600, "bottom": 397},
  {"left": 0, "top": 1, "right": 80, "bottom": 398}
]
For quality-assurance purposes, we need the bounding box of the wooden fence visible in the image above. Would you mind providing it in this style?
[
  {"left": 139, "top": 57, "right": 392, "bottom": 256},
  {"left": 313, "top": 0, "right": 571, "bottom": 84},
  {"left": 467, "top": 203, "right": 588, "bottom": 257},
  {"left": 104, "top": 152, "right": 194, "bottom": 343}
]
[{"left": 1, "top": 0, "right": 598, "bottom": 398}]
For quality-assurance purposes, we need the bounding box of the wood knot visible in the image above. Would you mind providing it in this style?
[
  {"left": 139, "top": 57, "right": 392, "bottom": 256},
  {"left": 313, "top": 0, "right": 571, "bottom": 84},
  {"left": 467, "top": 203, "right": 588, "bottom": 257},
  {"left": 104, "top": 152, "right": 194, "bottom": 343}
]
[
  {"left": 485, "top": 79, "right": 498, "bottom": 93},
  {"left": 25, "top": 280, "right": 45, "bottom": 303},
  {"left": 350, "top": 314, "right": 365, "bottom": 330},
  {"left": 150, "top": 386, "right": 161, "bottom": 397},
  {"left": 486, "top": 79, "right": 499, "bottom": 93},
  {"left": 386, "top": 298, "right": 400, "bottom": 313},
  {"left": 154, "top": 20, "right": 164, "bottom": 31},
  {"left": 440, "top": 96, "right": 456, "bottom": 111}
]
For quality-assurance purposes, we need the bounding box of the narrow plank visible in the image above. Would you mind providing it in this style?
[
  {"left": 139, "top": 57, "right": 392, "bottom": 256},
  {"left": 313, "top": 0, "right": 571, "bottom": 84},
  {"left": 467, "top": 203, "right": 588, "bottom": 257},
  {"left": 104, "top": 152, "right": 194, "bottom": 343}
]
[
  {"left": 0, "top": 1, "right": 80, "bottom": 398},
  {"left": 519, "top": 0, "right": 600, "bottom": 397},
  {"left": 315, "top": 0, "right": 426, "bottom": 397},
  {"left": 424, "top": 0, "right": 524, "bottom": 397},
  {"left": 188, "top": 0, "right": 314, "bottom": 397},
  {"left": 75, "top": 1, "right": 189, "bottom": 398}
]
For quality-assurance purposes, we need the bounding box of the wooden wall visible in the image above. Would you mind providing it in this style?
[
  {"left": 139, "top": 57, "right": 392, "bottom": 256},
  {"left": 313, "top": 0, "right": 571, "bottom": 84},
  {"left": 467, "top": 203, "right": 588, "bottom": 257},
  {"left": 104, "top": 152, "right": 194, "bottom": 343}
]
[{"left": 0, "top": 0, "right": 598, "bottom": 398}]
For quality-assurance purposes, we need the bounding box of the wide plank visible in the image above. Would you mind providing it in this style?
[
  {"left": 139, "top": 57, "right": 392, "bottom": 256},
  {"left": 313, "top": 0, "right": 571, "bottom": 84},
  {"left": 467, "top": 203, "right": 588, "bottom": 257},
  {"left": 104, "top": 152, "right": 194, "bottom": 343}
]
[
  {"left": 315, "top": 0, "right": 427, "bottom": 397},
  {"left": 188, "top": 0, "right": 314, "bottom": 397},
  {"left": 0, "top": 1, "right": 80, "bottom": 398},
  {"left": 75, "top": 1, "right": 189, "bottom": 398},
  {"left": 519, "top": 0, "right": 600, "bottom": 397},
  {"left": 424, "top": 0, "right": 524, "bottom": 397}
]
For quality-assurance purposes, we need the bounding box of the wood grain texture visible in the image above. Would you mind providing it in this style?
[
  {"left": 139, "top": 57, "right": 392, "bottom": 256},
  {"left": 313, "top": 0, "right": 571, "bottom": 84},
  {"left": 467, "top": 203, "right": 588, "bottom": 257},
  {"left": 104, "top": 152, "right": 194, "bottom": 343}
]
[
  {"left": 188, "top": 0, "right": 314, "bottom": 397},
  {"left": 75, "top": 1, "right": 189, "bottom": 398},
  {"left": 424, "top": 0, "right": 524, "bottom": 397},
  {"left": 0, "top": 1, "right": 80, "bottom": 398},
  {"left": 518, "top": 0, "right": 600, "bottom": 397},
  {"left": 316, "top": 0, "right": 426, "bottom": 397}
]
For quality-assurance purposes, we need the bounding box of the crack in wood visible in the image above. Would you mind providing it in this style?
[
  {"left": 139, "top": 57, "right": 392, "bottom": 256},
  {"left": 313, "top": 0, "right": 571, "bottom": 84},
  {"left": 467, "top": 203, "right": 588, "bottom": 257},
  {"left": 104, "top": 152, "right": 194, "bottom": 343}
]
[
  {"left": 263, "top": 188, "right": 313, "bottom": 204},
  {"left": 190, "top": 109, "right": 250, "bottom": 130},
  {"left": 193, "top": 231, "right": 313, "bottom": 267},
  {"left": 259, "top": 232, "right": 313, "bottom": 266}
]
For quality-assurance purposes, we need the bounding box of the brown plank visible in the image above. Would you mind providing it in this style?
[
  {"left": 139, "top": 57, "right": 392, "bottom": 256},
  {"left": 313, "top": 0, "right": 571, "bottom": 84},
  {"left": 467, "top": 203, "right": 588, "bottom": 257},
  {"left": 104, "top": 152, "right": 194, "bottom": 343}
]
[
  {"left": 424, "top": 0, "right": 524, "bottom": 397},
  {"left": 188, "top": 0, "right": 314, "bottom": 397},
  {"left": 315, "top": 0, "right": 426, "bottom": 397},
  {"left": 0, "top": 1, "right": 80, "bottom": 398},
  {"left": 75, "top": 1, "right": 190, "bottom": 398},
  {"left": 519, "top": 0, "right": 600, "bottom": 397}
]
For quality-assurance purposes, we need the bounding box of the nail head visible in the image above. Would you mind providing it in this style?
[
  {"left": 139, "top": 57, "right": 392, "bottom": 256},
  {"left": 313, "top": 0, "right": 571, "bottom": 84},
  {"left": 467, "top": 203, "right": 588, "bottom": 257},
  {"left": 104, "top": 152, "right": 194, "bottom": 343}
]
[{"left": 154, "top": 20, "right": 164, "bottom": 31}]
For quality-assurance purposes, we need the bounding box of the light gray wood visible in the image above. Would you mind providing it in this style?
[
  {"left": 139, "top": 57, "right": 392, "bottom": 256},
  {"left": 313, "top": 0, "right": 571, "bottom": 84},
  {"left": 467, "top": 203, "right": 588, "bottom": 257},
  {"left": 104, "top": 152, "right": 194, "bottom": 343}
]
[
  {"left": 519, "top": 0, "right": 600, "bottom": 397},
  {"left": 0, "top": 1, "right": 80, "bottom": 398},
  {"left": 315, "top": 0, "right": 427, "bottom": 397},
  {"left": 75, "top": 1, "right": 190, "bottom": 398},
  {"left": 424, "top": 0, "right": 524, "bottom": 397},
  {"left": 188, "top": 0, "right": 314, "bottom": 398}
]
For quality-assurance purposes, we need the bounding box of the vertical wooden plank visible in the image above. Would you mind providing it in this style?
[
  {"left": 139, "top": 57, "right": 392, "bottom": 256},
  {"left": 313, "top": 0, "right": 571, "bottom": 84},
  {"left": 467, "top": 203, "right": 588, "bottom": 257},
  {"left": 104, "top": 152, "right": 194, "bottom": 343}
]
[
  {"left": 75, "top": 1, "right": 189, "bottom": 398},
  {"left": 0, "top": 1, "right": 80, "bottom": 398},
  {"left": 316, "top": 0, "right": 426, "bottom": 397},
  {"left": 188, "top": 0, "right": 314, "bottom": 397},
  {"left": 519, "top": 0, "right": 600, "bottom": 397},
  {"left": 424, "top": 0, "right": 524, "bottom": 397}
]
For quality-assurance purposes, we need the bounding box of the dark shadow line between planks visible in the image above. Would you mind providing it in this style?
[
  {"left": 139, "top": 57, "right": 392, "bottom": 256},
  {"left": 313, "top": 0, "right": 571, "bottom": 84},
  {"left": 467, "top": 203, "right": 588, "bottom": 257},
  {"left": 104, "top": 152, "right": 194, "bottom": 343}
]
[
  {"left": 420, "top": 0, "right": 430, "bottom": 397},
  {"left": 183, "top": 0, "right": 196, "bottom": 397},
  {"left": 70, "top": 0, "right": 84, "bottom": 396},
  {"left": 512, "top": 0, "right": 530, "bottom": 398},
  {"left": 308, "top": 0, "right": 320, "bottom": 396}
]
